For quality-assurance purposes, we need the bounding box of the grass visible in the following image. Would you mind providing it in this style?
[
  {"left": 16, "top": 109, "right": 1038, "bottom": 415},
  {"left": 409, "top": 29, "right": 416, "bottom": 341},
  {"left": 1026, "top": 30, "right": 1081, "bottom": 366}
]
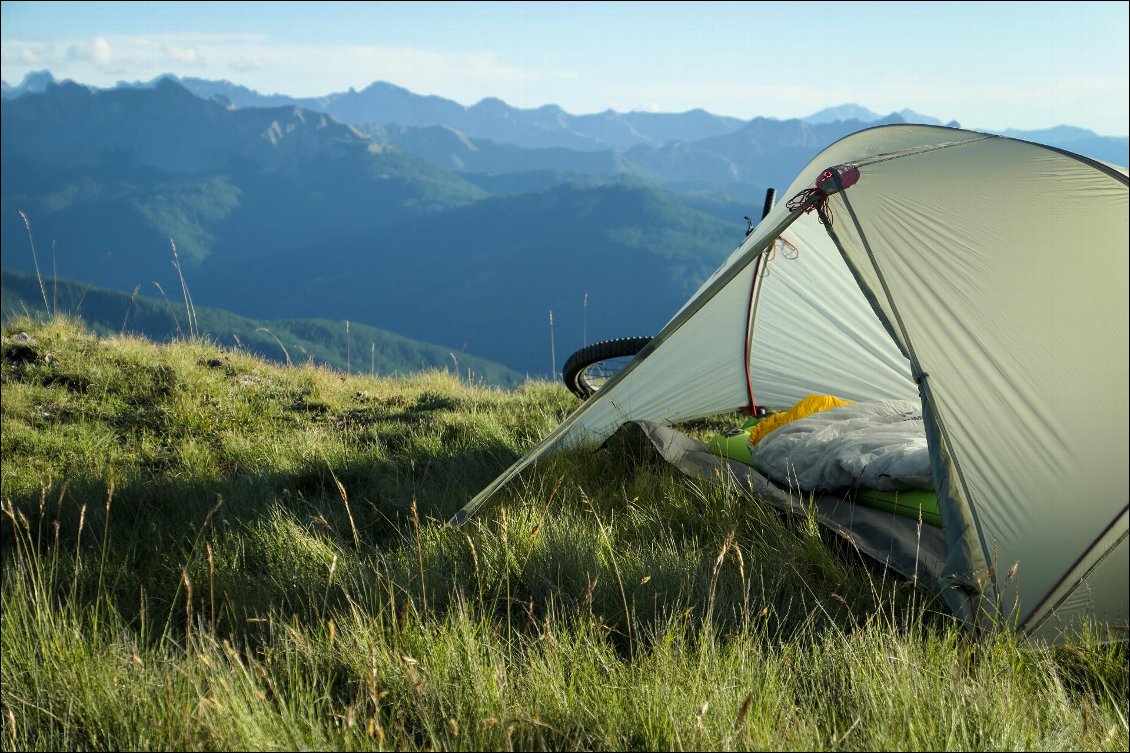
[{"left": 1, "top": 315, "right": 1127, "bottom": 751}]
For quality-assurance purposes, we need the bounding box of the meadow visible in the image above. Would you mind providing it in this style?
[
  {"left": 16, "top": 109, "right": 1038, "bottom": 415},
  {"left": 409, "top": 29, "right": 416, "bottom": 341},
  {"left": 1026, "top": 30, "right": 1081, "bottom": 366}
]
[{"left": 1, "top": 316, "right": 1126, "bottom": 751}]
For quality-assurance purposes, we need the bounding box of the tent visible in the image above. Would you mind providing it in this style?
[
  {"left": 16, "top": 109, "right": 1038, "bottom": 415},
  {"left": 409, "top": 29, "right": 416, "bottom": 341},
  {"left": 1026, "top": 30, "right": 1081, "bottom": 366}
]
[{"left": 452, "top": 124, "right": 1129, "bottom": 643}]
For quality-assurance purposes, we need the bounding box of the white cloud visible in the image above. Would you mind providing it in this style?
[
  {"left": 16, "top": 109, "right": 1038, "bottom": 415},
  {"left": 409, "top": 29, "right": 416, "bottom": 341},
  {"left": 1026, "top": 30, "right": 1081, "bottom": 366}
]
[
  {"left": 66, "top": 37, "right": 113, "bottom": 67},
  {"left": 1, "top": 44, "right": 43, "bottom": 66},
  {"left": 161, "top": 44, "right": 204, "bottom": 65},
  {"left": 2, "top": 34, "right": 558, "bottom": 102}
]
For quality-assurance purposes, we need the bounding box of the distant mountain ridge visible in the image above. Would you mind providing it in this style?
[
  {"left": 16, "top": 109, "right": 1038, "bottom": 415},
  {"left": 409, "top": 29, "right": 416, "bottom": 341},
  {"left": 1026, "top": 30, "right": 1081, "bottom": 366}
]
[
  {"left": 1, "top": 77, "right": 484, "bottom": 269},
  {"left": 1, "top": 69, "right": 58, "bottom": 99},
  {"left": 804, "top": 103, "right": 884, "bottom": 124},
  {"left": 5, "top": 70, "right": 1124, "bottom": 166},
  {"left": 1, "top": 78, "right": 742, "bottom": 375},
  {"left": 804, "top": 103, "right": 956, "bottom": 127},
  {"left": 90, "top": 73, "right": 746, "bottom": 152},
  {"left": 2, "top": 72, "right": 1126, "bottom": 377}
]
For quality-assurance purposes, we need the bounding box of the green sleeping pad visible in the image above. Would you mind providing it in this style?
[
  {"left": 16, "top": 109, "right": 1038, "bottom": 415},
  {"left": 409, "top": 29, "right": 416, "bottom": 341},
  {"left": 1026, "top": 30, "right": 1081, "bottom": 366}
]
[
  {"left": 705, "top": 416, "right": 763, "bottom": 465},
  {"left": 853, "top": 488, "right": 941, "bottom": 527},
  {"left": 706, "top": 419, "right": 941, "bottom": 527}
]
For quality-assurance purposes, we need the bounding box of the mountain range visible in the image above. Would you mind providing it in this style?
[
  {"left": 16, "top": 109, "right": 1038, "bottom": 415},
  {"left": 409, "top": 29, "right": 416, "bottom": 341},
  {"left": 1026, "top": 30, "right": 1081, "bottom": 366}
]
[
  {"left": 1, "top": 269, "right": 522, "bottom": 385},
  {"left": 3, "top": 70, "right": 1126, "bottom": 377}
]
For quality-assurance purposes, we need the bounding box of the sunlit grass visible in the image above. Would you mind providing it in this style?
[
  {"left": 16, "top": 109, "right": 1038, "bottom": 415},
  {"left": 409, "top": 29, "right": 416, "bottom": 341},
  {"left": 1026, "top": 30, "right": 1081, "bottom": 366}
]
[{"left": 2, "top": 316, "right": 1126, "bottom": 751}]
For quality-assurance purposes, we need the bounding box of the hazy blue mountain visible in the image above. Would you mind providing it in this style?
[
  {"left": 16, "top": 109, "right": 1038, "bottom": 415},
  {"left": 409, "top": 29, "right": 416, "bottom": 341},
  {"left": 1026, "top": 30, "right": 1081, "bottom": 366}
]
[
  {"left": 805, "top": 103, "right": 951, "bottom": 127},
  {"left": 894, "top": 108, "right": 950, "bottom": 126},
  {"left": 187, "top": 181, "right": 744, "bottom": 374},
  {"left": 804, "top": 103, "right": 883, "bottom": 124},
  {"left": 1003, "top": 125, "right": 1097, "bottom": 142},
  {"left": 322, "top": 84, "right": 748, "bottom": 151},
  {"left": 364, "top": 123, "right": 654, "bottom": 179},
  {"left": 620, "top": 109, "right": 747, "bottom": 145},
  {"left": 2, "top": 79, "right": 748, "bottom": 375},
  {"left": 0, "top": 69, "right": 64, "bottom": 99},
  {"left": 998, "top": 126, "right": 1128, "bottom": 165},
  {"left": 323, "top": 81, "right": 469, "bottom": 131},
  {"left": 2, "top": 269, "right": 522, "bottom": 385},
  {"left": 2, "top": 77, "right": 472, "bottom": 186},
  {"left": 175, "top": 75, "right": 1130, "bottom": 165},
  {"left": 625, "top": 115, "right": 911, "bottom": 202},
  {"left": 458, "top": 170, "right": 649, "bottom": 197},
  {"left": 118, "top": 73, "right": 323, "bottom": 110},
  {"left": 90, "top": 74, "right": 749, "bottom": 152},
  {"left": 2, "top": 78, "right": 486, "bottom": 291},
  {"left": 8, "top": 70, "right": 1125, "bottom": 164}
]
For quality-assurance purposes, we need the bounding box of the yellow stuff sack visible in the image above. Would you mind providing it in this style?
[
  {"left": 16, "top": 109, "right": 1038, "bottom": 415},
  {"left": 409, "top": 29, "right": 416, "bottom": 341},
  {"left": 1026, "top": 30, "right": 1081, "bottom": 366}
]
[{"left": 746, "top": 394, "right": 853, "bottom": 448}]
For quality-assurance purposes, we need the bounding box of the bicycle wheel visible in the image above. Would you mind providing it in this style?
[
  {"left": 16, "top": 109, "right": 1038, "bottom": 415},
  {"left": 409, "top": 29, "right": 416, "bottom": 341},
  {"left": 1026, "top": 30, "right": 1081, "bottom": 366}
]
[{"left": 561, "top": 337, "right": 652, "bottom": 399}]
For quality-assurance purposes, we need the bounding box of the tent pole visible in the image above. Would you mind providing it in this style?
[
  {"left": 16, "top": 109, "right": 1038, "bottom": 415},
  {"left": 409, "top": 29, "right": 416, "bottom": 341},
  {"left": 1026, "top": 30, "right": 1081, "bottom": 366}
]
[{"left": 742, "top": 187, "right": 777, "bottom": 413}]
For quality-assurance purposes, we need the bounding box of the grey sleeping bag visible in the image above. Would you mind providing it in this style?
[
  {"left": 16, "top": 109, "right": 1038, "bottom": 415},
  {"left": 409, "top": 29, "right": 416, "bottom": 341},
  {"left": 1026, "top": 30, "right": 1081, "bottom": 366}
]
[{"left": 748, "top": 400, "right": 934, "bottom": 492}]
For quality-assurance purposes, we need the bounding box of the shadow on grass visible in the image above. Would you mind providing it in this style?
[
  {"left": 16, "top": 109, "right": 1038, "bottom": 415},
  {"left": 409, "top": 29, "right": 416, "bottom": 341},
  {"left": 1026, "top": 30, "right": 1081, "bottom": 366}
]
[{"left": 1, "top": 359, "right": 946, "bottom": 675}]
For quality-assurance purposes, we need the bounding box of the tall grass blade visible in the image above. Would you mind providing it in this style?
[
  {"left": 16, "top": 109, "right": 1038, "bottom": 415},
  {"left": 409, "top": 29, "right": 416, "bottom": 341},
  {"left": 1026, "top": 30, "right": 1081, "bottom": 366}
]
[{"left": 17, "top": 210, "right": 50, "bottom": 315}]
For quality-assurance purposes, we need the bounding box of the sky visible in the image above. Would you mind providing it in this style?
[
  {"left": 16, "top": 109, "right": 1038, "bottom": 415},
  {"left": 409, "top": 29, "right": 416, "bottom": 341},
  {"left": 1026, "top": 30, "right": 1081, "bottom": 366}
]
[{"left": 2, "top": 1, "right": 1127, "bottom": 135}]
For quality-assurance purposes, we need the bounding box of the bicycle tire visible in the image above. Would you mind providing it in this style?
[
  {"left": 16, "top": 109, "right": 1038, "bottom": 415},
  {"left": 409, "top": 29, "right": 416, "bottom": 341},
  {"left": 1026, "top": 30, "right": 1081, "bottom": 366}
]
[{"left": 561, "top": 336, "right": 653, "bottom": 399}]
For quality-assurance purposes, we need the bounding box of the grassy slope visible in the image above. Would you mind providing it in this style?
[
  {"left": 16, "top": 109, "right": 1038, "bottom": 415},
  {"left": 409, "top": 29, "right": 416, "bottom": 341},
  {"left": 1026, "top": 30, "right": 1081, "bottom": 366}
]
[{"left": 1, "top": 317, "right": 1126, "bottom": 751}]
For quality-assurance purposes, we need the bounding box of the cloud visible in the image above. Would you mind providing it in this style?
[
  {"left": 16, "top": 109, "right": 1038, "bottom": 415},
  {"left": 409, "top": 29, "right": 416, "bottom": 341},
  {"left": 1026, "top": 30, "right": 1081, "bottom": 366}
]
[
  {"left": 161, "top": 44, "right": 204, "bottom": 65},
  {"left": 1, "top": 44, "right": 43, "bottom": 65},
  {"left": 1, "top": 34, "right": 557, "bottom": 102},
  {"left": 66, "top": 37, "right": 112, "bottom": 67}
]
